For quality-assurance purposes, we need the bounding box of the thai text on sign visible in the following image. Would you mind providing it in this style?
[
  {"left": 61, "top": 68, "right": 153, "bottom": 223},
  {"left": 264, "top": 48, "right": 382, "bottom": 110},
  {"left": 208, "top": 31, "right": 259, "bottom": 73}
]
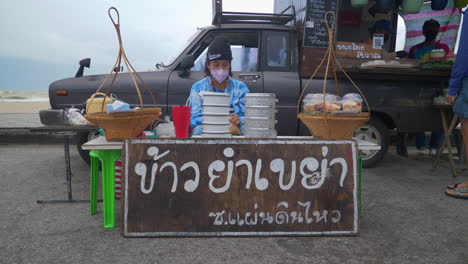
[{"left": 122, "top": 138, "right": 359, "bottom": 237}]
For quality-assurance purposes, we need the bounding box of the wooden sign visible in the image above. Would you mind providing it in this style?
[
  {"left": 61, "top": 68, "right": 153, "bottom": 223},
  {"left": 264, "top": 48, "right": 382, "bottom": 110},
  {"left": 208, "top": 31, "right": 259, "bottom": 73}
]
[
  {"left": 335, "top": 42, "right": 383, "bottom": 59},
  {"left": 303, "top": 0, "right": 338, "bottom": 48},
  {"left": 122, "top": 138, "right": 359, "bottom": 237}
]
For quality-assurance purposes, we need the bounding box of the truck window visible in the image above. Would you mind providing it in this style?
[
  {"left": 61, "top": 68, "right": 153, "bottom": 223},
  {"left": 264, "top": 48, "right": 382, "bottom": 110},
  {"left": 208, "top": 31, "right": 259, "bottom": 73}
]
[
  {"left": 261, "top": 31, "right": 290, "bottom": 72},
  {"left": 191, "top": 32, "right": 259, "bottom": 72}
]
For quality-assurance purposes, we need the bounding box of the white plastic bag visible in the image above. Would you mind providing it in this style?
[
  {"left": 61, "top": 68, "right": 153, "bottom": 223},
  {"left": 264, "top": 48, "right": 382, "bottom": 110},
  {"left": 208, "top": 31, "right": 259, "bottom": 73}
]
[{"left": 67, "top": 108, "right": 93, "bottom": 125}]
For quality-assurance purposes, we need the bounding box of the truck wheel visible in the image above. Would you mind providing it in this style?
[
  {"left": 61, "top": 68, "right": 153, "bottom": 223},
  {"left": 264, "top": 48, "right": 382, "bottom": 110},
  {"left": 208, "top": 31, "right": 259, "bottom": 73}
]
[
  {"left": 76, "top": 130, "right": 100, "bottom": 165},
  {"left": 353, "top": 116, "right": 389, "bottom": 168}
]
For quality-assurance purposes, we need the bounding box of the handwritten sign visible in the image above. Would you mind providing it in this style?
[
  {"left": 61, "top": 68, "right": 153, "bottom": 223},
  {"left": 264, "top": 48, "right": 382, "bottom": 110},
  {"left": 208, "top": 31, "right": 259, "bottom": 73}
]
[
  {"left": 303, "top": 0, "right": 338, "bottom": 48},
  {"left": 122, "top": 138, "right": 359, "bottom": 237},
  {"left": 335, "top": 42, "right": 383, "bottom": 59}
]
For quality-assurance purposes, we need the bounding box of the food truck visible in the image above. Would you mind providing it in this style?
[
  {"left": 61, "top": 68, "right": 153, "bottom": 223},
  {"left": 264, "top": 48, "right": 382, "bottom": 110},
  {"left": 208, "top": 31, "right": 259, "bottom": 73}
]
[{"left": 47, "top": 0, "right": 464, "bottom": 167}]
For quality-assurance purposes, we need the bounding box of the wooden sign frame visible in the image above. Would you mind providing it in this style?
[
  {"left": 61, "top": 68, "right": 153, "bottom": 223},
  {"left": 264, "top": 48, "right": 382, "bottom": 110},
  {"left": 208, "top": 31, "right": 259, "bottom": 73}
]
[{"left": 122, "top": 138, "right": 359, "bottom": 237}]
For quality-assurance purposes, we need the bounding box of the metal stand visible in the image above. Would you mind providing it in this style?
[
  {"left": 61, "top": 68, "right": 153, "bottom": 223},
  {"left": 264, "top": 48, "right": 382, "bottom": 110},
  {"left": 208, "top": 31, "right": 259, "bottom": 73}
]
[
  {"left": 28, "top": 126, "right": 102, "bottom": 204},
  {"left": 36, "top": 134, "right": 88, "bottom": 203}
]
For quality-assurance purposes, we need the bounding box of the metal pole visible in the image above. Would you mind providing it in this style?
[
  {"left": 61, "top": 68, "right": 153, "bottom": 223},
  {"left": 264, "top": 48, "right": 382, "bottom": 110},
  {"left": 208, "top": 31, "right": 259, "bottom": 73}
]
[
  {"left": 64, "top": 135, "right": 72, "bottom": 200},
  {"left": 36, "top": 132, "right": 93, "bottom": 204}
]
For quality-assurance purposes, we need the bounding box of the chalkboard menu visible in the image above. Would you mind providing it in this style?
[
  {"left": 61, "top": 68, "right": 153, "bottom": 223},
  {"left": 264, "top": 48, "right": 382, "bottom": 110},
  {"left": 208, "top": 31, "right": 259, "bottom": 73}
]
[{"left": 303, "top": 0, "right": 338, "bottom": 48}]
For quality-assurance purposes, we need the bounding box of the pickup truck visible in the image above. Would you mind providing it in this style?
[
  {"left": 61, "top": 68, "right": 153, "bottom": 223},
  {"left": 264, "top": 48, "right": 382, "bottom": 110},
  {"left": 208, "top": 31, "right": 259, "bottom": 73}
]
[{"left": 48, "top": 5, "right": 450, "bottom": 168}]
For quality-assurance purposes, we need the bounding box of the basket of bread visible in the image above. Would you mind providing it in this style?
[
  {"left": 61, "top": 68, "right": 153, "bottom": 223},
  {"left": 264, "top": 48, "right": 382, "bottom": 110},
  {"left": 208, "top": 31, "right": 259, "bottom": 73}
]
[{"left": 297, "top": 12, "right": 370, "bottom": 139}]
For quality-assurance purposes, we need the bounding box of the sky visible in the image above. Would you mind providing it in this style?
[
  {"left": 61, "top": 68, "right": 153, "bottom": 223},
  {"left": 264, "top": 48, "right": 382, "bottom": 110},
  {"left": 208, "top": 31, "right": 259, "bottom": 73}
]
[
  {"left": 0, "top": 1, "right": 462, "bottom": 91},
  {"left": 0, "top": 0, "right": 274, "bottom": 90}
]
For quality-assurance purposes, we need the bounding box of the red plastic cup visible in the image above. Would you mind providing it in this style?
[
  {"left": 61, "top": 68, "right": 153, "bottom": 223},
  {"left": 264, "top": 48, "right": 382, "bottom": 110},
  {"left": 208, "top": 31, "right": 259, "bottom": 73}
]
[{"left": 172, "top": 106, "right": 191, "bottom": 138}]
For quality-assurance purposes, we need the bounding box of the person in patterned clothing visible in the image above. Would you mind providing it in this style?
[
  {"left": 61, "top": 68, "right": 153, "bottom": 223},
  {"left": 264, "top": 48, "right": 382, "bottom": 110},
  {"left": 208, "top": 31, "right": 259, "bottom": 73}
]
[
  {"left": 188, "top": 36, "right": 249, "bottom": 135},
  {"left": 408, "top": 19, "right": 450, "bottom": 60}
]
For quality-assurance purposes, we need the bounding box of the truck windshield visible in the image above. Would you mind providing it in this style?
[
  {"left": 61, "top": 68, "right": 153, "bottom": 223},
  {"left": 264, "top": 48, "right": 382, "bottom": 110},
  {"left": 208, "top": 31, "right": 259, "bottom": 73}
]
[{"left": 162, "top": 28, "right": 204, "bottom": 67}]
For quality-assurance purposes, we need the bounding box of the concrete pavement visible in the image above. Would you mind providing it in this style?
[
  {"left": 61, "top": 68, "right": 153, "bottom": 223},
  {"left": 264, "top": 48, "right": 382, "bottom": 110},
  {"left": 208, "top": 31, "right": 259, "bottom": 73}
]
[{"left": 0, "top": 143, "right": 467, "bottom": 264}]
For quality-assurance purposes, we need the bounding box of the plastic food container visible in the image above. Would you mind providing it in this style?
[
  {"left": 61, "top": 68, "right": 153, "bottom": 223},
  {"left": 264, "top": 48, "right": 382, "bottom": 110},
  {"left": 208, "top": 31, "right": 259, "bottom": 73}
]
[
  {"left": 244, "top": 127, "right": 277, "bottom": 138},
  {"left": 341, "top": 100, "right": 362, "bottom": 112},
  {"left": 201, "top": 132, "right": 232, "bottom": 138},
  {"left": 342, "top": 93, "right": 362, "bottom": 101},
  {"left": 244, "top": 117, "right": 277, "bottom": 129},
  {"left": 245, "top": 106, "right": 277, "bottom": 118},
  {"left": 203, "top": 104, "right": 231, "bottom": 114},
  {"left": 341, "top": 93, "right": 362, "bottom": 112},
  {"left": 203, "top": 113, "right": 230, "bottom": 123},
  {"left": 430, "top": 49, "right": 446, "bottom": 60},
  {"left": 245, "top": 93, "right": 278, "bottom": 107},
  {"left": 202, "top": 92, "right": 230, "bottom": 105},
  {"left": 202, "top": 122, "right": 231, "bottom": 133},
  {"left": 303, "top": 93, "right": 342, "bottom": 113}
]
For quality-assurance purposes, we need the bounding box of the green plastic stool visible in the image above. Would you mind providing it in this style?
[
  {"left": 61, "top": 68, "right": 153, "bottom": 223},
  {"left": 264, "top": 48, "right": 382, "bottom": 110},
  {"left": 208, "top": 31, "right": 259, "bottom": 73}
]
[{"left": 88, "top": 149, "right": 121, "bottom": 228}]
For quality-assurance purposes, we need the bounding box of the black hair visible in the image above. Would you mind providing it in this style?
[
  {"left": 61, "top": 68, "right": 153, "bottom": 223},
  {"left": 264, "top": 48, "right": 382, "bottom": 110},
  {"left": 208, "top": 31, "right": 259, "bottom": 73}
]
[
  {"left": 423, "top": 19, "right": 440, "bottom": 30},
  {"left": 203, "top": 58, "right": 233, "bottom": 77}
]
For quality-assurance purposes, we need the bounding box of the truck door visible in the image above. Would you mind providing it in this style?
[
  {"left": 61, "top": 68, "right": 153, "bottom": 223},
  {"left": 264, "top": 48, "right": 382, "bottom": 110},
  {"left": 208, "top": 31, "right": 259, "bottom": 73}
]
[
  {"left": 167, "top": 30, "right": 263, "bottom": 109},
  {"left": 260, "top": 30, "right": 301, "bottom": 136}
]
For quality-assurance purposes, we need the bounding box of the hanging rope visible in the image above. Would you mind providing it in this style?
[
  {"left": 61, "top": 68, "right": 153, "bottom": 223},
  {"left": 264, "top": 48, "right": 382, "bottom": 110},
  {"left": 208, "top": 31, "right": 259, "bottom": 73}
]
[
  {"left": 87, "top": 7, "right": 157, "bottom": 113},
  {"left": 296, "top": 11, "right": 370, "bottom": 115}
]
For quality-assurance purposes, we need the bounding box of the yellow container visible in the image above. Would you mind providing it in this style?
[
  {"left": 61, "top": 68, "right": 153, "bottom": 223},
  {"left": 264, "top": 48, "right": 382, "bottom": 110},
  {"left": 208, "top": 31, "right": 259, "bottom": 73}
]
[{"left": 86, "top": 92, "right": 114, "bottom": 114}]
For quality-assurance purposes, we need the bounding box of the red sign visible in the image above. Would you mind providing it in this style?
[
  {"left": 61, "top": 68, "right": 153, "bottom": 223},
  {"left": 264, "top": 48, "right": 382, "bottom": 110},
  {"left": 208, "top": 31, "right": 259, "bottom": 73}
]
[{"left": 339, "top": 11, "right": 361, "bottom": 27}]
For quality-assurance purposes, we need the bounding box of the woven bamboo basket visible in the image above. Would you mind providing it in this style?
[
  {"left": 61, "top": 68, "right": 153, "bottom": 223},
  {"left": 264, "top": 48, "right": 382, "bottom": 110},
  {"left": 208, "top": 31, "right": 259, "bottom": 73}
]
[
  {"left": 84, "top": 7, "right": 161, "bottom": 141},
  {"left": 297, "top": 12, "right": 370, "bottom": 139}
]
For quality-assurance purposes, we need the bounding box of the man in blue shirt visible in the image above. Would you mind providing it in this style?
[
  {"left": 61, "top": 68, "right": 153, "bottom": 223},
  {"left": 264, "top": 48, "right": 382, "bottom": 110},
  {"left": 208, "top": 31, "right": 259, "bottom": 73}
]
[
  {"left": 445, "top": 11, "right": 468, "bottom": 199},
  {"left": 188, "top": 36, "right": 250, "bottom": 135}
]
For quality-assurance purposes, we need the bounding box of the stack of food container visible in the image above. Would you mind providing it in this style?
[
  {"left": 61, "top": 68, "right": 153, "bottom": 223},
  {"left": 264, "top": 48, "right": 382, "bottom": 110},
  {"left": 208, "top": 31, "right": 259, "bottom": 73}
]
[
  {"left": 244, "top": 93, "right": 278, "bottom": 138},
  {"left": 302, "top": 93, "right": 363, "bottom": 114},
  {"left": 202, "top": 92, "right": 231, "bottom": 137}
]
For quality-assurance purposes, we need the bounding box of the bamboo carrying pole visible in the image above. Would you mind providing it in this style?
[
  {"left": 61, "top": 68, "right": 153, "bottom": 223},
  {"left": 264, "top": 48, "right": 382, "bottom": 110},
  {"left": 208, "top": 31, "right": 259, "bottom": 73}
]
[
  {"left": 84, "top": 7, "right": 161, "bottom": 141},
  {"left": 86, "top": 7, "right": 157, "bottom": 113},
  {"left": 296, "top": 11, "right": 371, "bottom": 139}
]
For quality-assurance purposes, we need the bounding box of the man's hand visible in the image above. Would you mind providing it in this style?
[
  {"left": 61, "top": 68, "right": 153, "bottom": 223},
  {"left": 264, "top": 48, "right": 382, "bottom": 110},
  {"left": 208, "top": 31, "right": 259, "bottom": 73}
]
[
  {"left": 230, "top": 113, "right": 240, "bottom": 126},
  {"left": 445, "top": 94, "right": 456, "bottom": 104}
]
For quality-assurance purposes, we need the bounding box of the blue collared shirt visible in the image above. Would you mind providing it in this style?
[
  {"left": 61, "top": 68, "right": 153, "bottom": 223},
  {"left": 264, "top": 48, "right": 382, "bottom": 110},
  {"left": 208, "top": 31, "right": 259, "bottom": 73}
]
[
  {"left": 188, "top": 77, "right": 249, "bottom": 133},
  {"left": 448, "top": 12, "right": 468, "bottom": 96}
]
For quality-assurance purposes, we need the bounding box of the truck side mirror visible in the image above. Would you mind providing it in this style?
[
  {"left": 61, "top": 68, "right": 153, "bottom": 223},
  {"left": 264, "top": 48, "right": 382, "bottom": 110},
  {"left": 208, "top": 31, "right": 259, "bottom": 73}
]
[
  {"left": 179, "top": 55, "right": 194, "bottom": 71},
  {"left": 178, "top": 55, "right": 194, "bottom": 78},
  {"left": 75, "top": 58, "right": 91, "bottom": 78}
]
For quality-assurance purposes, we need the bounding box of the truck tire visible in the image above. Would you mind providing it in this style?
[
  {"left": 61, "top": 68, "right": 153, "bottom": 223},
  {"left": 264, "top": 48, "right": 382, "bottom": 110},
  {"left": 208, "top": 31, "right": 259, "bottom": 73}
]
[
  {"left": 353, "top": 116, "right": 389, "bottom": 168},
  {"left": 76, "top": 130, "right": 100, "bottom": 165}
]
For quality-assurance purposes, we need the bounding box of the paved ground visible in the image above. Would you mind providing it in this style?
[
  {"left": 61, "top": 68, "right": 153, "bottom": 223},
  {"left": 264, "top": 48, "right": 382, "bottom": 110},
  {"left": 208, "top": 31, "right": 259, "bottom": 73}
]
[
  {"left": 1, "top": 142, "right": 467, "bottom": 264},
  {"left": 0, "top": 113, "right": 42, "bottom": 128}
]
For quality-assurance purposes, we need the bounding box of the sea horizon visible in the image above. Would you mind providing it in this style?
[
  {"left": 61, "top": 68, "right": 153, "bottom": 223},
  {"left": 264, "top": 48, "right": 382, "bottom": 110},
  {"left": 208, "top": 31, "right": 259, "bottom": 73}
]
[{"left": 0, "top": 89, "right": 49, "bottom": 102}]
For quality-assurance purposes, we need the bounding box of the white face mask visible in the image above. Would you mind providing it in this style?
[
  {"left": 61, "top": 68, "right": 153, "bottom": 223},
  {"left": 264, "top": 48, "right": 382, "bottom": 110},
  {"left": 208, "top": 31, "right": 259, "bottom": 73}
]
[{"left": 210, "top": 69, "right": 229, "bottom": 84}]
